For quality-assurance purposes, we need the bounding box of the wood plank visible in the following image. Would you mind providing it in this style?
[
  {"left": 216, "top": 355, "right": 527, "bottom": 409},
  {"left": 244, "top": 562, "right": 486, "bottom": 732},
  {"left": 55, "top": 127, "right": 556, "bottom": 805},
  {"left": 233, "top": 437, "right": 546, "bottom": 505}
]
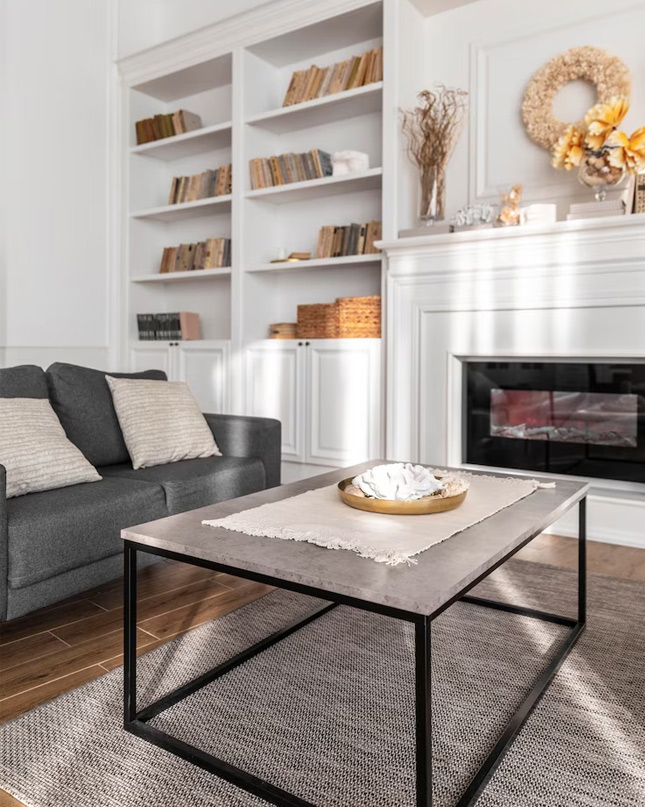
[
  {"left": 88, "top": 561, "right": 220, "bottom": 611},
  {"left": 0, "top": 599, "right": 107, "bottom": 646},
  {"left": 0, "top": 789, "right": 26, "bottom": 806},
  {"left": 100, "top": 636, "right": 170, "bottom": 672},
  {"left": 0, "top": 629, "right": 151, "bottom": 700},
  {"left": 0, "top": 665, "right": 106, "bottom": 725},
  {"left": 139, "top": 583, "right": 273, "bottom": 639},
  {"left": 51, "top": 577, "right": 231, "bottom": 645},
  {"left": 0, "top": 632, "right": 68, "bottom": 672}
]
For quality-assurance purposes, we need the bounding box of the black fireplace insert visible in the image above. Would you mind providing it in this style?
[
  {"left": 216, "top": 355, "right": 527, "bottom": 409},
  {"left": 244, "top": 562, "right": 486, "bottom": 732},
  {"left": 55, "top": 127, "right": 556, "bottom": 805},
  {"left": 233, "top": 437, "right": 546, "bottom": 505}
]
[{"left": 464, "top": 361, "right": 645, "bottom": 484}]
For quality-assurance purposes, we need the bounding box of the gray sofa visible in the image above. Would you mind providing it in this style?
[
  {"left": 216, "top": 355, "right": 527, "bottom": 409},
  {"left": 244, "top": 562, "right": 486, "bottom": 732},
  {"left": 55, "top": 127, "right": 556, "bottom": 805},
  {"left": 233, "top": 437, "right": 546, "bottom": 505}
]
[{"left": 0, "top": 362, "right": 281, "bottom": 622}]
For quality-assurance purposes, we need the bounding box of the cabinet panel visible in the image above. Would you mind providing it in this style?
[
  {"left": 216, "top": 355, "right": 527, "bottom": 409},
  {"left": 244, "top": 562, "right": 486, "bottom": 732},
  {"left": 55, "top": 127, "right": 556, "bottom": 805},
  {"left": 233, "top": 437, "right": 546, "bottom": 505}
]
[
  {"left": 307, "top": 340, "right": 381, "bottom": 466},
  {"left": 178, "top": 342, "right": 229, "bottom": 413},
  {"left": 129, "top": 345, "right": 172, "bottom": 376},
  {"left": 246, "top": 342, "right": 305, "bottom": 462}
]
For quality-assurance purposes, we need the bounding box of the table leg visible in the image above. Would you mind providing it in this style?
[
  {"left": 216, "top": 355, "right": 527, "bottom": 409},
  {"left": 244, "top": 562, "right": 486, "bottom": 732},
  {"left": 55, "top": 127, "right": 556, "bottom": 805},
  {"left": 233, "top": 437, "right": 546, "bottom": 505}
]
[
  {"left": 578, "top": 496, "right": 587, "bottom": 625},
  {"left": 415, "top": 615, "right": 432, "bottom": 807},
  {"left": 124, "top": 541, "right": 138, "bottom": 724}
]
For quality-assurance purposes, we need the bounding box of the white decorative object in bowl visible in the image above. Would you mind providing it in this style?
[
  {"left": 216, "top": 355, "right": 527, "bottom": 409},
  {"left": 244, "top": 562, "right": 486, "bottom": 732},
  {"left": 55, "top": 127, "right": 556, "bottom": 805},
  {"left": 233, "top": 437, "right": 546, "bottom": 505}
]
[{"left": 331, "top": 150, "right": 369, "bottom": 175}]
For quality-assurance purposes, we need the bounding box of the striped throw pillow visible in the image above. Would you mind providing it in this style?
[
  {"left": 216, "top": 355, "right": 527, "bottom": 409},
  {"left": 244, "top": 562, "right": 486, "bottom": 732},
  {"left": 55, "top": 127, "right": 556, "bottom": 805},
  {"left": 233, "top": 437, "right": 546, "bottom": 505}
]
[
  {"left": 0, "top": 398, "right": 102, "bottom": 498},
  {"left": 106, "top": 377, "right": 221, "bottom": 470}
]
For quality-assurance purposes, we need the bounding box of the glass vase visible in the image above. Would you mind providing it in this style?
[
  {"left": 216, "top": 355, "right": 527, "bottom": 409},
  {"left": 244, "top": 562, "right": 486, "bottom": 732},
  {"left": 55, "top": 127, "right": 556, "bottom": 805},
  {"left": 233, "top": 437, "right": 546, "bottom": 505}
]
[
  {"left": 578, "top": 151, "right": 626, "bottom": 202},
  {"left": 419, "top": 163, "right": 447, "bottom": 224}
]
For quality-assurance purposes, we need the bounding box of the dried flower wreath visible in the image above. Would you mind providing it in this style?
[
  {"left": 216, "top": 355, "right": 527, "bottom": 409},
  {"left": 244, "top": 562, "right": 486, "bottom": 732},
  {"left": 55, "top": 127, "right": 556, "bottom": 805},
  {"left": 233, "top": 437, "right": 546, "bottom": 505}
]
[{"left": 522, "top": 46, "right": 631, "bottom": 150}]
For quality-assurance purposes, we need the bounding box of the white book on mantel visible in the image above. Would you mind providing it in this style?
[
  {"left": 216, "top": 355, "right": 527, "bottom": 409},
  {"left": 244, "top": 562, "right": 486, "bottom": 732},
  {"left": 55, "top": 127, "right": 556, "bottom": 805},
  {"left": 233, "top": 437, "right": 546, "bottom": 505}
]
[{"left": 567, "top": 209, "right": 626, "bottom": 221}]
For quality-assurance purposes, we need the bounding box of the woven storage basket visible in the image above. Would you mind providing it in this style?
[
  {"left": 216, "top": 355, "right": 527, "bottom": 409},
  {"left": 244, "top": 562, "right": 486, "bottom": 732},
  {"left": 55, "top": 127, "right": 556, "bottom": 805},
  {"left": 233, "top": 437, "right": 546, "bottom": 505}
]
[
  {"left": 337, "top": 295, "right": 381, "bottom": 338},
  {"left": 296, "top": 303, "right": 339, "bottom": 339}
]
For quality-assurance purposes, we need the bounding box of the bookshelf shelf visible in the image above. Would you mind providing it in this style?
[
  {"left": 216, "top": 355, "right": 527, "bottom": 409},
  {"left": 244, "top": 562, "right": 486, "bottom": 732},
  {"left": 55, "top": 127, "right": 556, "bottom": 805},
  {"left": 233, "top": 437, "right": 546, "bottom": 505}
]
[
  {"left": 246, "top": 82, "right": 383, "bottom": 134},
  {"left": 131, "top": 195, "right": 232, "bottom": 221},
  {"left": 247, "top": 254, "right": 382, "bottom": 273},
  {"left": 245, "top": 167, "right": 382, "bottom": 204},
  {"left": 130, "top": 121, "right": 233, "bottom": 161},
  {"left": 131, "top": 268, "right": 232, "bottom": 284}
]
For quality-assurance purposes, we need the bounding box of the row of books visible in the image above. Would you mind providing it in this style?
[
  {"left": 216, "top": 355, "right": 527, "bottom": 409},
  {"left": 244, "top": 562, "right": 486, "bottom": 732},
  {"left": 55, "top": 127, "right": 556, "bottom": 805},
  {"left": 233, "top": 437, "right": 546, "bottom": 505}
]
[
  {"left": 159, "top": 238, "right": 231, "bottom": 274},
  {"left": 316, "top": 221, "right": 382, "bottom": 258},
  {"left": 249, "top": 149, "right": 332, "bottom": 189},
  {"left": 135, "top": 109, "right": 202, "bottom": 145},
  {"left": 137, "top": 312, "right": 201, "bottom": 341},
  {"left": 282, "top": 46, "right": 383, "bottom": 107},
  {"left": 168, "top": 165, "right": 232, "bottom": 205}
]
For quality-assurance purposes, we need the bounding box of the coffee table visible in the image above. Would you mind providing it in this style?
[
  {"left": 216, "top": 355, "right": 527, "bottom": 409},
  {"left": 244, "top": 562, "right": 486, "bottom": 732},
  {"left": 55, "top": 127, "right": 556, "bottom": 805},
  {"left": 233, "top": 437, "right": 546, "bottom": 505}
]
[{"left": 122, "top": 462, "right": 588, "bottom": 807}]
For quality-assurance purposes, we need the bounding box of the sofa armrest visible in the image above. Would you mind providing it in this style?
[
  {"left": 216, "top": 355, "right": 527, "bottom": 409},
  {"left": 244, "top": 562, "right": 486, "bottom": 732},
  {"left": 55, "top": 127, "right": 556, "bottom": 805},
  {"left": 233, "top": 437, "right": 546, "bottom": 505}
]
[
  {"left": 204, "top": 414, "right": 281, "bottom": 489},
  {"left": 0, "top": 465, "right": 8, "bottom": 621}
]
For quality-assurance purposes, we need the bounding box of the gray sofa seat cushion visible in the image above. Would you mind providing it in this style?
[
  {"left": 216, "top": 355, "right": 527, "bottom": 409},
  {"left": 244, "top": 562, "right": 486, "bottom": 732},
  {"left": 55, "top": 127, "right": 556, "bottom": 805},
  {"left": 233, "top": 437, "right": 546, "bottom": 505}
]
[
  {"left": 7, "top": 477, "right": 168, "bottom": 590},
  {"left": 99, "top": 456, "right": 266, "bottom": 515},
  {"left": 0, "top": 365, "right": 48, "bottom": 398},
  {"left": 46, "top": 363, "right": 167, "bottom": 467}
]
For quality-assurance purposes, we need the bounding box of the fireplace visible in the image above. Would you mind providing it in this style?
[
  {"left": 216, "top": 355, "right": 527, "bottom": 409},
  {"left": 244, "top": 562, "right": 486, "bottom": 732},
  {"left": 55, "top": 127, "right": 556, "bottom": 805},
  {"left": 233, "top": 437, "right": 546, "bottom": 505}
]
[{"left": 464, "top": 361, "right": 645, "bottom": 485}]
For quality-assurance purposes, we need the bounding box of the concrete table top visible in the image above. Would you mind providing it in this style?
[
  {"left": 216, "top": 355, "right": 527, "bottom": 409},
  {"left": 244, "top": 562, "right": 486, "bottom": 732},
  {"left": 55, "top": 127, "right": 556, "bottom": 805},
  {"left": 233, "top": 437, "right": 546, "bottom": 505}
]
[{"left": 122, "top": 462, "right": 588, "bottom": 619}]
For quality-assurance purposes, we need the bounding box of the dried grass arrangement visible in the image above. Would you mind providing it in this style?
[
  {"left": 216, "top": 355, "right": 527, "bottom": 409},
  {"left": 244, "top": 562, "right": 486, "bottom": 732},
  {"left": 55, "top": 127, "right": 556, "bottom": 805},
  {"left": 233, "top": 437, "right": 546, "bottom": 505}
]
[{"left": 401, "top": 86, "right": 468, "bottom": 222}]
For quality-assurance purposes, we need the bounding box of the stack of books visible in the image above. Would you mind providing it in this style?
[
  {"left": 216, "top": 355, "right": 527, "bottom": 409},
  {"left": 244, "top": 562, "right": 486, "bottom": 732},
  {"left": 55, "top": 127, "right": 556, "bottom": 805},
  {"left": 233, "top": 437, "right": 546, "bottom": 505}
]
[
  {"left": 282, "top": 46, "right": 384, "bottom": 107},
  {"left": 159, "top": 238, "right": 232, "bottom": 273},
  {"left": 268, "top": 322, "right": 297, "bottom": 339},
  {"left": 168, "top": 165, "right": 232, "bottom": 205},
  {"left": 249, "top": 149, "right": 332, "bottom": 189},
  {"left": 567, "top": 199, "right": 626, "bottom": 221},
  {"left": 137, "top": 312, "right": 201, "bottom": 340},
  {"left": 135, "top": 110, "right": 202, "bottom": 145},
  {"left": 316, "top": 221, "right": 382, "bottom": 258}
]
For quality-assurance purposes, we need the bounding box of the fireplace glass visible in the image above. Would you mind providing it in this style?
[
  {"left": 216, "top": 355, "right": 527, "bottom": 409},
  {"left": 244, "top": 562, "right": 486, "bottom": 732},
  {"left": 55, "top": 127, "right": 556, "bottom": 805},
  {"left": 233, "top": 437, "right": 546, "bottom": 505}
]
[{"left": 465, "top": 362, "right": 645, "bottom": 484}]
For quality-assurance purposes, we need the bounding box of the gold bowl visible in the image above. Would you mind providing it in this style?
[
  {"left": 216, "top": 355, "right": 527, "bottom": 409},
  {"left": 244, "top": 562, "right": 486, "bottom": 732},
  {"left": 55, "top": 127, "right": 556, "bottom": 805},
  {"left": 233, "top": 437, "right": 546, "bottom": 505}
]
[{"left": 337, "top": 477, "right": 468, "bottom": 515}]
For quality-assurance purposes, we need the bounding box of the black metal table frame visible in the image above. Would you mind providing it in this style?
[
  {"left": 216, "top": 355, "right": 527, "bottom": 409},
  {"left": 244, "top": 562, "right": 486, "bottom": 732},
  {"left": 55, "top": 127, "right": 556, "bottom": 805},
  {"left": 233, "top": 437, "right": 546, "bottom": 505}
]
[{"left": 123, "top": 496, "right": 586, "bottom": 807}]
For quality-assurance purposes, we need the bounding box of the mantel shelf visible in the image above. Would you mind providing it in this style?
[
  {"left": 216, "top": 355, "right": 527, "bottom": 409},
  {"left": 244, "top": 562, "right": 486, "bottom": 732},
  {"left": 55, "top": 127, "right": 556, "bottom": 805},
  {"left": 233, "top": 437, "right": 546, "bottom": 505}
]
[
  {"left": 130, "top": 121, "right": 232, "bottom": 161},
  {"left": 131, "top": 268, "right": 232, "bottom": 283},
  {"left": 130, "top": 195, "right": 232, "bottom": 221},
  {"left": 247, "top": 254, "right": 382, "bottom": 273},
  {"left": 245, "top": 167, "right": 382, "bottom": 204},
  {"left": 245, "top": 82, "right": 383, "bottom": 133}
]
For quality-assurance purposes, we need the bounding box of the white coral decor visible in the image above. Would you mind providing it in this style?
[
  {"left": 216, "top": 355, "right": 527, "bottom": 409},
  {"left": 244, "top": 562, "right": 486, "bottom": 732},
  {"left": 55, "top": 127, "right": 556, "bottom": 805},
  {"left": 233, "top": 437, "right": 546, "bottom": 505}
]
[{"left": 353, "top": 463, "right": 445, "bottom": 501}]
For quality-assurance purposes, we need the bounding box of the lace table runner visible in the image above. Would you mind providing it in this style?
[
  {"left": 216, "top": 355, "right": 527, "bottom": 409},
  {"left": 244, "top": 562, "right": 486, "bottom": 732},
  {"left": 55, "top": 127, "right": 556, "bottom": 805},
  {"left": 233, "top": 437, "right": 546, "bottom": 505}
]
[{"left": 203, "top": 470, "right": 551, "bottom": 566}]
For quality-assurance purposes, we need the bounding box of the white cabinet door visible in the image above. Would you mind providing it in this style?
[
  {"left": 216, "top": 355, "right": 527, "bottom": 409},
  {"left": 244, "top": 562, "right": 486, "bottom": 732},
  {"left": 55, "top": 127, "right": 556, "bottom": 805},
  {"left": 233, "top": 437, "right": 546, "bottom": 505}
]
[
  {"left": 246, "top": 341, "right": 305, "bottom": 462},
  {"left": 177, "top": 341, "right": 229, "bottom": 414},
  {"left": 129, "top": 344, "right": 172, "bottom": 376},
  {"left": 306, "top": 339, "right": 382, "bottom": 466}
]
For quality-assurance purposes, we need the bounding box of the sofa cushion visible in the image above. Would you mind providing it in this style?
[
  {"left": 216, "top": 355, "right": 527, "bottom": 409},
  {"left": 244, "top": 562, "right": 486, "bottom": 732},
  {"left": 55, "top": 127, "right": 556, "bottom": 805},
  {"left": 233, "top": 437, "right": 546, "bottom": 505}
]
[
  {"left": 7, "top": 477, "right": 168, "bottom": 590},
  {"left": 99, "top": 456, "right": 266, "bottom": 515},
  {"left": 46, "top": 363, "right": 167, "bottom": 468},
  {"left": 0, "top": 365, "right": 48, "bottom": 398}
]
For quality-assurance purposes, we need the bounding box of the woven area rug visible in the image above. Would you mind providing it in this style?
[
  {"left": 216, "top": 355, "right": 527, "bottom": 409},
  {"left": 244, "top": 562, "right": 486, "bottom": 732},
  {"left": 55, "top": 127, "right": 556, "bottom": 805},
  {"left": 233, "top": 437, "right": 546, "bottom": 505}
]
[{"left": 1, "top": 559, "right": 644, "bottom": 807}]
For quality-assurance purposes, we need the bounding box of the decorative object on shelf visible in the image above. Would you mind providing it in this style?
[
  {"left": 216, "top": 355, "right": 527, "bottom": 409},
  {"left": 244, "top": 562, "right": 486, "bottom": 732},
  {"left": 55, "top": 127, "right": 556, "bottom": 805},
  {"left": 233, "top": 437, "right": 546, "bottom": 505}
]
[
  {"left": 497, "top": 185, "right": 523, "bottom": 226},
  {"left": 401, "top": 85, "right": 468, "bottom": 224},
  {"left": 135, "top": 109, "right": 202, "bottom": 145},
  {"left": 269, "top": 252, "right": 311, "bottom": 263},
  {"left": 452, "top": 203, "right": 495, "bottom": 231},
  {"left": 282, "top": 46, "right": 383, "bottom": 107},
  {"left": 296, "top": 296, "right": 381, "bottom": 339},
  {"left": 566, "top": 198, "right": 626, "bottom": 221},
  {"left": 249, "top": 149, "right": 332, "bottom": 189},
  {"left": 551, "top": 97, "right": 645, "bottom": 201},
  {"left": 522, "top": 47, "right": 631, "bottom": 151},
  {"left": 399, "top": 223, "right": 452, "bottom": 237},
  {"left": 168, "top": 165, "right": 231, "bottom": 204},
  {"left": 159, "top": 238, "right": 231, "bottom": 274},
  {"left": 520, "top": 204, "right": 557, "bottom": 226},
  {"left": 136, "top": 312, "right": 201, "bottom": 341},
  {"left": 331, "top": 151, "right": 369, "bottom": 176},
  {"left": 316, "top": 221, "right": 382, "bottom": 258},
  {"left": 637, "top": 174, "right": 645, "bottom": 214},
  {"left": 268, "top": 323, "right": 297, "bottom": 340}
]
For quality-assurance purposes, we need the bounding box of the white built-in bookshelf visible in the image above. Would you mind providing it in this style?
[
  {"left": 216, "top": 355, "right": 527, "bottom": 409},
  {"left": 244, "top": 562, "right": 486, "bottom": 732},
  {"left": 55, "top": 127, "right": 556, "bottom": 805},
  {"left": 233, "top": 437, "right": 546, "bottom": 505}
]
[{"left": 119, "top": 0, "right": 410, "bottom": 472}]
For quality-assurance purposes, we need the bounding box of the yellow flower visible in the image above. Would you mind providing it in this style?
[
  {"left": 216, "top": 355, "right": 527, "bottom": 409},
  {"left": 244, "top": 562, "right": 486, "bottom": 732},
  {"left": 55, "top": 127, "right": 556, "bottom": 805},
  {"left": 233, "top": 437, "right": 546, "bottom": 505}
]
[
  {"left": 607, "top": 127, "right": 645, "bottom": 172},
  {"left": 585, "top": 97, "right": 630, "bottom": 150},
  {"left": 552, "top": 125, "right": 585, "bottom": 170}
]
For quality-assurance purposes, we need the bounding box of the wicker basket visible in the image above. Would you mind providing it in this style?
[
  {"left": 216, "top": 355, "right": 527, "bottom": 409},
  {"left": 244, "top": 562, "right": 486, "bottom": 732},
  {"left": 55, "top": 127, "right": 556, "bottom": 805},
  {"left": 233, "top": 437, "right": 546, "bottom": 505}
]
[
  {"left": 337, "top": 295, "right": 381, "bottom": 338},
  {"left": 296, "top": 303, "right": 339, "bottom": 339}
]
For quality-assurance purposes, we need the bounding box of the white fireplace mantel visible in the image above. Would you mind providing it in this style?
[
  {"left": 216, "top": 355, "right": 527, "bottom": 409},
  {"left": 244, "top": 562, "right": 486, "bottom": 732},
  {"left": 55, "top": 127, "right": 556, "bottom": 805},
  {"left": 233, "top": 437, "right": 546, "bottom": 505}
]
[{"left": 377, "top": 214, "right": 645, "bottom": 547}]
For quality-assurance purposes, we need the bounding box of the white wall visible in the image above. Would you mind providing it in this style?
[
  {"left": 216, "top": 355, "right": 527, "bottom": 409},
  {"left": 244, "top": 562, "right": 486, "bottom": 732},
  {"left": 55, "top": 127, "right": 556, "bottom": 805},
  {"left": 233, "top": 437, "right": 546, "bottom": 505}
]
[
  {"left": 0, "top": 0, "right": 114, "bottom": 370},
  {"left": 409, "top": 0, "right": 645, "bottom": 229},
  {"left": 117, "top": 0, "right": 272, "bottom": 59}
]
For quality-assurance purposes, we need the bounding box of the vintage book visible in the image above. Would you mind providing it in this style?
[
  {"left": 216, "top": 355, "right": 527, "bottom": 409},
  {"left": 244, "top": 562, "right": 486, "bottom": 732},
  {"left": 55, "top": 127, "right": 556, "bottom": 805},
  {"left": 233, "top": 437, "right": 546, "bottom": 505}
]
[
  {"left": 176, "top": 312, "right": 201, "bottom": 340},
  {"left": 168, "top": 177, "right": 179, "bottom": 205},
  {"left": 290, "top": 70, "right": 309, "bottom": 106},
  {"left": 356, "top": 223, "right": 367, "bottom": 254},
  {"left": 306, "top": 66, "right": 325, "bottom": 101},
  {"left": 317, "top": 66, "right": 335, "bottom": 98},
  {"left": 636, "top": 175, "right": 645, "bottom": 214},
  {"left": 301, "top": 66, "right": 319, "bottom": 103},
  {"left": 328, "top": 59, "right": 351, "bottom": 94},
  {"left": 282, "top": 71, "right": 299, "bottom": 107},
  {"left": 174, "top": 110, "right": 202, "bottom": 134},
  {"left": 135, "top": 120, "right": 149, "bottom": 145}
]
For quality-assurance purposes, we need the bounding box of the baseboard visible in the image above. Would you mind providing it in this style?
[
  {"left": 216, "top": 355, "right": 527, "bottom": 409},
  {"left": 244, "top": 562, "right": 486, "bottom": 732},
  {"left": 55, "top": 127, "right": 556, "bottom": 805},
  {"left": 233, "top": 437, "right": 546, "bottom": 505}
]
[
  {"left": 0, "top": 346, "right": 112, "bottom": 370},
  {"left": 545, "top": 492, "right": 645, "bottom": 550}
]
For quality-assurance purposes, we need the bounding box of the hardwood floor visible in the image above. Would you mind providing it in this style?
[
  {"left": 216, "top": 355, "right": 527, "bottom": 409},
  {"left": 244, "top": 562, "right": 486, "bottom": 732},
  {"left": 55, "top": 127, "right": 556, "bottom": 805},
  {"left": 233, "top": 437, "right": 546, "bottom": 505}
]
[{"left": 1, "top": 533, "right": 644, "bottom": 806}]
